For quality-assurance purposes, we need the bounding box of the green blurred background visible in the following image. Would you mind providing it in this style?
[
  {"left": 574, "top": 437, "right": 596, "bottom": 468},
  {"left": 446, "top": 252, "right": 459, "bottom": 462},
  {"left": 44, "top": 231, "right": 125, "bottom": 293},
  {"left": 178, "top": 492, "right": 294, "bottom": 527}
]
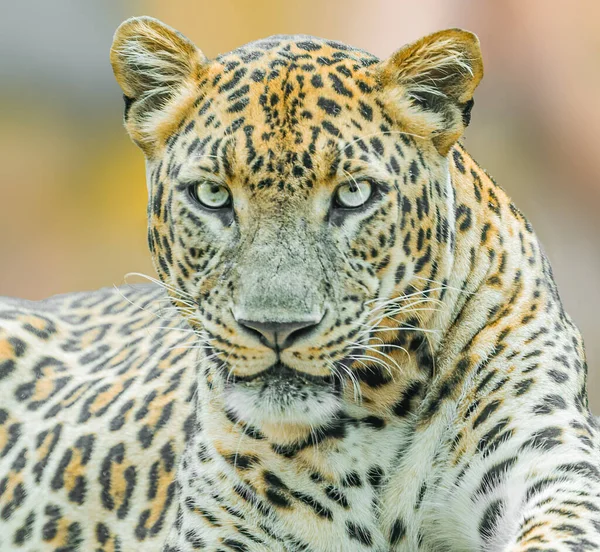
[{"left": 1, "top": 0, "right": 598, "bottom": 410}]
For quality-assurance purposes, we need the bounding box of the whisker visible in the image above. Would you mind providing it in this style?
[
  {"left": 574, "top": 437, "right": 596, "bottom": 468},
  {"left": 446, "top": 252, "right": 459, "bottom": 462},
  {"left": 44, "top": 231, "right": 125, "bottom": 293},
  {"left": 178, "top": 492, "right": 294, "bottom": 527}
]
[
  {"left": 124, "top": 271, "right": 194, "bottom": 299},
  {"left": 367, "top": 326, "right": 441, "bottom": 335},
  {"left": 348, "top": 340, "right": 408, "bottom": 371},
  {"left": 347, "top": 354, "right": 395, "bottom": 379},
  {"left": 326, "top": 357, "right": 362, "bottom": 404},
  {"left": 112, "top": 284, "right": 168, "bottom": 320}
]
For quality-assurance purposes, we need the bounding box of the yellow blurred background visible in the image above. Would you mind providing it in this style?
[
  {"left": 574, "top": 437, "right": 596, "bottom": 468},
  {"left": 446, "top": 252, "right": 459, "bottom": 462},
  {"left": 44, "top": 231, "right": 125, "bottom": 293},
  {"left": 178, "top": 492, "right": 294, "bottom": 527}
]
[{"left": 1, "top": 0, "right": 599, "bottom": 410}]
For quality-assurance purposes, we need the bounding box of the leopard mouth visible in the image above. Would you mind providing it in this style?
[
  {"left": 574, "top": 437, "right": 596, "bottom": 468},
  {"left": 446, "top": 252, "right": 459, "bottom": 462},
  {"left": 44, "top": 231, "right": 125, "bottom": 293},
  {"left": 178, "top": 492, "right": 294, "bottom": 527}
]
[
  {"left": 222, "top": 362, "right": 344, "bottom": 425},
  {"left": 228, "top": 361, "right": 336, "bottom": 387}
]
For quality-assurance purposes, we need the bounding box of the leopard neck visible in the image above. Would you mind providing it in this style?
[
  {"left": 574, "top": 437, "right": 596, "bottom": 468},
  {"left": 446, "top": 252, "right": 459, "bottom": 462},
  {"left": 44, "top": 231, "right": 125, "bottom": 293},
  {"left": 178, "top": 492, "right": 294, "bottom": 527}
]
[{"left": 416, "top": 143, "right": 588, "bottom": 423}]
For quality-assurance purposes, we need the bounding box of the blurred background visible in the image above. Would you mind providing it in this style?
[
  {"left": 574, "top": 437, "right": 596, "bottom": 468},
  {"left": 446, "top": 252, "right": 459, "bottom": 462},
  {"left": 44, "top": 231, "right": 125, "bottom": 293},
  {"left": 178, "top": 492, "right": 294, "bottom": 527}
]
[{"left": 1, "top": 0, "right": 598, "bottom": 410}]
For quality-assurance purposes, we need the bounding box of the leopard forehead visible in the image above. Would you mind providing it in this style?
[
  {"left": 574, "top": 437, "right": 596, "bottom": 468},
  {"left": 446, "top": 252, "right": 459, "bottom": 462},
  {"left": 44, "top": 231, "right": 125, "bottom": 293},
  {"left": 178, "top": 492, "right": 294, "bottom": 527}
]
[
  {"left": 217, "top": 33, "right": 379, "bottom": 71},
  {"left": 186, "top": 33, "right": 381, "bottom": 127},
  {"left": 163, "top": 35, "right": 392, "bottom": 190}
]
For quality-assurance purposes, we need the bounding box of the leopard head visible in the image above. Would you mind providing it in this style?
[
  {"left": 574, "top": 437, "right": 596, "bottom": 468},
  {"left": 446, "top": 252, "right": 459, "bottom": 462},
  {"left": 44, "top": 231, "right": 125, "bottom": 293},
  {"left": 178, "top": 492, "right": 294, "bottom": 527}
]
[{"left": 111, "top": 17, "right": 483, "bottom": 428}]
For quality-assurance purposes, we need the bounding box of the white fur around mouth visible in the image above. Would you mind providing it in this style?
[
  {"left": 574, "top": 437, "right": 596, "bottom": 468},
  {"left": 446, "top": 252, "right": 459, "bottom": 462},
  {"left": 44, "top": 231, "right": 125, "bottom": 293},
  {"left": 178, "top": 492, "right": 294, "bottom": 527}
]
[{"left": 223, "top": 371, "right": 342, "bottom": 427}]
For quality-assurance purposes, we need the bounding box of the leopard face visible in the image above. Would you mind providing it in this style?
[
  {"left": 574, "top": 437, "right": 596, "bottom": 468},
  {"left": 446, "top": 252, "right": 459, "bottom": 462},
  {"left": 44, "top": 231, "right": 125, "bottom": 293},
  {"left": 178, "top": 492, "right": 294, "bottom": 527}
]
[{"left": 111, "top": 19, "right": 482, "bottom": 428}]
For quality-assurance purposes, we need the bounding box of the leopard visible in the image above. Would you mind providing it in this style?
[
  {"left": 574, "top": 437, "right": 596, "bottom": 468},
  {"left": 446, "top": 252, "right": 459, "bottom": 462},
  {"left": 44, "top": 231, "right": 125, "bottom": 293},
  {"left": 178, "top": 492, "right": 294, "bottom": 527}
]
[{"left": 0, "top": 15, "right": 599, "bottom": 552}]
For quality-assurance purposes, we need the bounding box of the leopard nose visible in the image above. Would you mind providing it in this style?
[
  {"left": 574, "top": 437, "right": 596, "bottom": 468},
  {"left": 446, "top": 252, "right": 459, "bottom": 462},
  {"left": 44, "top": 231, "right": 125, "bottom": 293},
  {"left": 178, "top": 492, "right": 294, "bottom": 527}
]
[{"left": 235, "top": 316, "right": 323, "bottom": 350}]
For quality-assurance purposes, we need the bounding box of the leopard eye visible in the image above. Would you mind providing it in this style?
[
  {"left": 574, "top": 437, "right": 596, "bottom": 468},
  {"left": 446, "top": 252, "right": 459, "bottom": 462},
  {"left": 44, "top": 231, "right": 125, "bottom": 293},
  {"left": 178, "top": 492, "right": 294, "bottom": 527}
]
[
  {"left": 190, "top": 182, "right": 232, "bottom": 209},
  {"left": 334, "top": 180, "right": 372, "bottom": 209}
]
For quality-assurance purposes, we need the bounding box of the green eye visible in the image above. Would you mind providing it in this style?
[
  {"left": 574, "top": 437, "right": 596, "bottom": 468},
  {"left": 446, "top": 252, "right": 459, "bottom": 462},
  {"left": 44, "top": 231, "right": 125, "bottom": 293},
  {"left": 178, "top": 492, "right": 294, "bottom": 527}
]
[
  {"left": 191, "top": 182, "right": 231, "bottom": 209},
  {"left": 335, "top": 180, "right": 372, "bottom": 208}
]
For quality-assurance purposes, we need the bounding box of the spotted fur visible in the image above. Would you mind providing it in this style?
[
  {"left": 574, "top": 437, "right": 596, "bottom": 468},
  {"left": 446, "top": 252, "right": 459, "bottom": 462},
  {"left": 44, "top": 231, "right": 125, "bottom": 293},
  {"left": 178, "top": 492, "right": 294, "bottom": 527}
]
[{"left": 0, "top": 16, "right": 598, "bottom": 551}]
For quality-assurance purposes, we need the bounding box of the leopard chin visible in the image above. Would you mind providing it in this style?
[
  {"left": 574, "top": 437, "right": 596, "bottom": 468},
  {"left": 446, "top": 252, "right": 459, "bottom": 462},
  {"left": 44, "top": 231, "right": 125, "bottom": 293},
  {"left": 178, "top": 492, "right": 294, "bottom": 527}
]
[{"left": 223, "top": 362, "right": 342, "bottom": 427}]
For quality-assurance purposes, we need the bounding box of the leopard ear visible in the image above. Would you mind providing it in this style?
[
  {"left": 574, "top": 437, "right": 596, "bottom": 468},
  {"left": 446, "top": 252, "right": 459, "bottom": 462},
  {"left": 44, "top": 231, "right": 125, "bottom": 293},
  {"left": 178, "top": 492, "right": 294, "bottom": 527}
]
[
  {"left": 110, "top": 16, "right": 207, "bottom": 155},
  {"left": 378, "top": 29, "right": 483, "bottom": 155}
]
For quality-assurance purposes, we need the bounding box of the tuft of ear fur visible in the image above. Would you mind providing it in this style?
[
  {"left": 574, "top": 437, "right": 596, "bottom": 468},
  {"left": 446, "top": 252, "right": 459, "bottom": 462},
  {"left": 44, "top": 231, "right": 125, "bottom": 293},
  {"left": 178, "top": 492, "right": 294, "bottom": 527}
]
[
  {"left": 378, "top": 29, "right": 483, "bottom": 155},
  {"left": 110, "top": 16, "right": 206, "bottom": 155}
]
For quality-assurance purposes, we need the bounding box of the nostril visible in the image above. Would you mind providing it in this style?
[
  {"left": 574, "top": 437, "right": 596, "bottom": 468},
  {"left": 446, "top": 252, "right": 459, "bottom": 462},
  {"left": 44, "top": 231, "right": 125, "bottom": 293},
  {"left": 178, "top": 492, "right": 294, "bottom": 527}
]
[
  {"left": 283, "top": 322, "right": 319, "bottom": 348},
  {"left": 236, "top": 321, "right": 272, "bottom": 347},
  {"left": 235, "top": 315, "right": 324, "bottom": 350}
]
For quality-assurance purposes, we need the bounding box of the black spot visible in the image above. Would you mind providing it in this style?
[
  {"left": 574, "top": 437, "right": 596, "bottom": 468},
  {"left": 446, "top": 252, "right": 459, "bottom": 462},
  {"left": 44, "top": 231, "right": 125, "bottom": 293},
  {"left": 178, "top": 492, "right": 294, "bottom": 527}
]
[
  {"left": 389, "top": 518, "right": 406, "bottom": 544},
  {"left": 224, "top": 453, "right": 258, "bottom": 470},
  {"left": 316, "top": 56, "right": 337, "bottom": 66},
  {"left": 342, "top": 472, "right": 362, "bottom": 487},
  {"left": 472, "top": 400, "right": 501, "bottom": 429},
  {"left": 271, "top": 417, "right": 346, "bottom": 458},
  {"left": 455, "top": 204, "right": 473, "bottom": 232},
  {"left": 336, "top": 65, "right": 352, "bottom": 77},
  {"left": 346, "top": 521, "right": 373, "bottom": 546},
  {"left": 328, "top": 73, "right": 353, "bottom": 97},
  {"left": 548, "top": 369, "right": 569, "bottom": 383},
  {"left": 556, "top": 461, "right": 600, "bottom": 481},
  {"left": 514, "top": 378, "right": 534, "bottom": 396},
  {"left": 479, "top": 499, "right": 504, "bottom": 539},
  {"left": 219, "top": 68, "right": 248, "bottom": 92},
  {"left": 395, "top": 263, "right": 406, "bottom": 283},
  {"left": 296, "top": 40, "right": 322, "bottom": 51},
  {"left": 533, "top": 394, "right": 567, "bottom": 415},
  {"left": 185, "top": 529, "right": 206, "bottom": 549},
  {"left": 68, "top": 476, "right": 87, "bottom": 505},
  {"left": 13, "top": 511, "right": 35, "bottom": 545},
  {"left": 291, "top": 491, "right": 332, "bottom": 519},
  {"left": 322, "top": 120, "right": 342, "bottom": 137},
  {"left": 227, "top": 98, "right": 249, "bottom": 113},
  {"left": 0, "top": 359, "right": 15, "bottom": 380},
  {"left": 250, "top": 69, "right": 266, "bottom": 82},
  {"left": 355, "top": 365, "right": 392, "bottom": 388},
  {"left": 476, "top": 417, "right": 512, "bottom": 455},
  {"left": 265, "top": 488, "right": 291, "bottom": 508},
  {"left": 356, "top": 80, "right": 373, "bottom": 93},
  {"left": 370, "top": 137, "right": 384, "bottom": 156},
  {"left": 453, "top": 149, "right": 466, "bottom": 173},
  {"left": 317, "top": 96, "right": 341, "bottom": 116},
  {"left": 324, "top": 486, "right": 349, "bottom": 508},
  {"left": 392, "top": 381, "right": 423, "bottom": 417},
  {"left": 366, "top": 465, "right": 384, "bottom": 488},
  {"left": 357, "top": 100, "right": 373, "bottom": 121},
  {"left": 311, "top": 74, "right": 324, "bottom": 88},
  {"left": 222, "top": 538, "right": 249, "bottom": 551},
  {"left": 520, "top": 426, "right": 563, "bottom": 451},
  {"left": 409, "top": 159, "right": 420, "bottom": 183},
  {"left": 263, "top": 471, "right": 287, "bottom": 489},
  {"left": 362, "top": 416, "right": 385, "bottom": 429},
  {"left": 476, "top": 457, "right": 517, "bottom": 496}
]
